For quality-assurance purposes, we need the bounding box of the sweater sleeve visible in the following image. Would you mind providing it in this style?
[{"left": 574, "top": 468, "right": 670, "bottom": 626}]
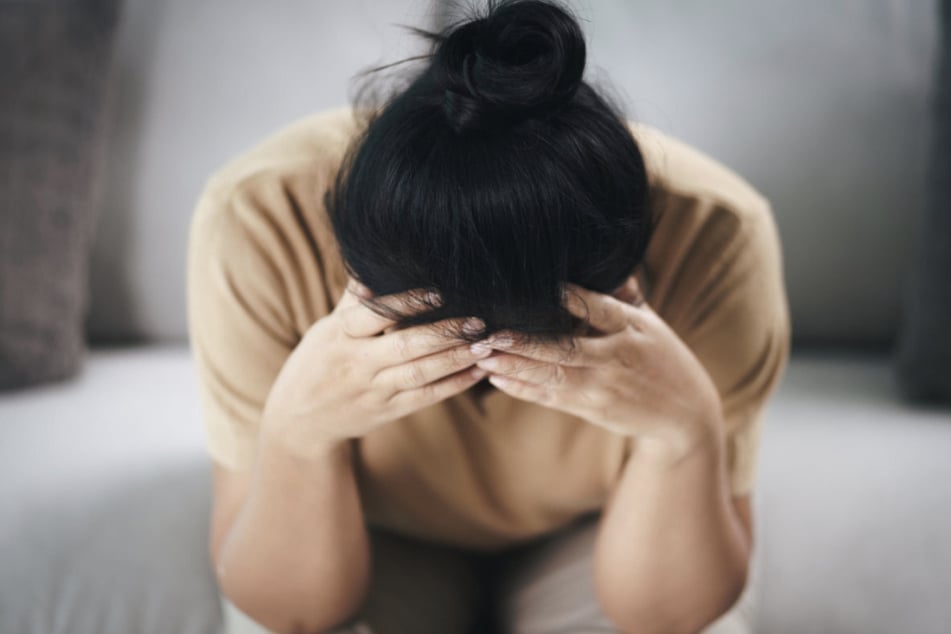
[
  {"left": 185, "top": 177, "right": 302, "bottom": 471},
  {"left": 676, "top": 200, "right": 791, "bottom": 496}
]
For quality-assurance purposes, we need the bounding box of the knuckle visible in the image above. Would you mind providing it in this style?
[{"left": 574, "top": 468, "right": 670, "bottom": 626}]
[
  {"left": 336, "top": 356, "right": 358, "bottom": 381},
  {"left": 553, "top": 342, "right": 579, "bottom": 366},
  {"left": 584, "top": 386, "right": 609, "bottom": 410},
  {"left": 450, "top": 343, "right": 472, "bottom": 366},
  {"left": 536, "top": 385, "right": 555, "bottom": 406},
  {"left": 334, "top": 312, "right": 356, "bottom": 338},
  {"left": 419, "top": 380, "right": 440, "bottom": 403},
  {"left": 616, "top": 347, "right": 634, "bottom": 369},
  {"left": 623, "top": 320, "right": 642, "bottom": 338},
  {"left": 562, "top": 341, "right": 580, "bottom": 364},
  {"left": 406, "top": 362, "right": 426, "bottom": 388},
  {"left": 392, "top": 332, "right": 414, "bottom": 360}
]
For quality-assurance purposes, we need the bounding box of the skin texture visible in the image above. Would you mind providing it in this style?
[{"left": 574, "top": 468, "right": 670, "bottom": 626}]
[
  {"left": 260, "top": 277, "right": 494, "bottom": 460},
  {"left": 210, "top": 279, "right": 497, "bottom": 633},
  {"left": 474, "top": 275, "right": 723, "bottom": 450},
  {"left": 469, "top": 274, "right": 755, "bottom": 632},
  {"left": 211, "top": 274, "right": 754, "bottom": 633},
  {"left": 385, "top": 273, "right": 755, "bottom": 618},
  {"left": 472, "top": 274, "right": 753, "bottom": 541}
]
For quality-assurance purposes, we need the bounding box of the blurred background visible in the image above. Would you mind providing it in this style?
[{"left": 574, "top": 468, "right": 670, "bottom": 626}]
[{"left": 1, "top": 1, "right": 949, "bottom": 633}]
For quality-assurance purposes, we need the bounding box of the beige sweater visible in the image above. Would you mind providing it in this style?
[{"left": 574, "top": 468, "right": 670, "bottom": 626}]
[{"left": 186, "top": 106, "right": 790, "bottom": 552}]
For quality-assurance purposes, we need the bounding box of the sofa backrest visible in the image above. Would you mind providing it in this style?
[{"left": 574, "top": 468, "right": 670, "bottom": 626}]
[{"left": 86, "top": 0, "right": 938, "bottom": 348}]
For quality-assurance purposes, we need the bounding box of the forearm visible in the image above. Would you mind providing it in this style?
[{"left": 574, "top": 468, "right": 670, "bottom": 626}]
[
  {"left": 593, "top": 417, "right": 750, "bottom": 634},
  {"left": 217, "top": 433, "right": 371, "bottom": 634}
]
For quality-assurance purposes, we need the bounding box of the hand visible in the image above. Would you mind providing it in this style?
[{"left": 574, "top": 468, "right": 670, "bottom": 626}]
[
  {"left": 261, "top": 276, "right": 492, "bottom": 460},
  {"left": 475, "top": 274, "right": 723, "bottom": 455}
]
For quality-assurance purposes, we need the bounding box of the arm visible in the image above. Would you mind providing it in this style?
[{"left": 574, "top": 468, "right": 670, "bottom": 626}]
[
  {"left": 212, "top": 432, "right": 370, "bottom": 634},
  {"left": 593, "top": 416, "right": 752, "bottom": 634},
  {"left": 588, "top": 205, "right": 784, "bottom": 632},
  {"left": 478, "top": 267, "right": 780, "bottom": 632}
]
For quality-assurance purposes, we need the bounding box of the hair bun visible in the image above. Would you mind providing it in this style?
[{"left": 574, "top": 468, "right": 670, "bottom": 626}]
[{"left": 438, "top": 0, "right": 586, "bottom": 133}]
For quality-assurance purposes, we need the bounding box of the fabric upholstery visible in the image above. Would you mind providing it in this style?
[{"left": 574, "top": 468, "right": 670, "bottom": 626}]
[
  {"left": 0, "top": 0, "right": 121, "bottom": 389},
  {"left": 895, "top": 0, "right": 951, "bottom": 403},
  {"left": 0, "top": 347, "right": 220, "bottom": 634},
  {"left": 2, "top": 347, "right": 950, "bottom": 634},
  {"left": 88, "top": 0, "right": 938, "bottom": 347}
]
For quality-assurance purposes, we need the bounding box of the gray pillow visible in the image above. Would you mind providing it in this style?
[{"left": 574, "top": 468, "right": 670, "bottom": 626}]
[
  {"left": 895, "top": 0, "right": 951, "bottom": 404},
  {"left": 0, "top": 0, "right": 121, "bottom": 390}
]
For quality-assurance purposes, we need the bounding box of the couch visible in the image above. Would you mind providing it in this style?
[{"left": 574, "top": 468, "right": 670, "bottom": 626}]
[{"left": 2, "top": 1, "right": 949, "bottom": 633}]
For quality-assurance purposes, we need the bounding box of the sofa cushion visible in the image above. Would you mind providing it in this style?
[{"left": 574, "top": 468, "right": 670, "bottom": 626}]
[
  {"left": 2, "top": 346, "right": 950, "bottom": 634},
  {"left": 0, "top": 0, "right": 120, "bottom": 390},
  {"left": 895, "top": 0, "right": 951, "bottom": 403},
  {"left": 0, "top": 346, "right": 220, "bottom": 634},
  {"left": 88, "top": 2, "right": 939, "bottom": 348},
  {"left": 85, "top": 0, "right": 436, "bottom": 343},
  {"left": 756, "top": 352, "right": 951, "bottom": 634},
  {"left": 437, "top": 1, "right": 938, "bottom": 347}
]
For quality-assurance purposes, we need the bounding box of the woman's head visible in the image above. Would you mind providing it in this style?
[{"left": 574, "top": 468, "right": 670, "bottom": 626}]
[{"left": 325, "top": 0, "right": 652, "bottom": 346}]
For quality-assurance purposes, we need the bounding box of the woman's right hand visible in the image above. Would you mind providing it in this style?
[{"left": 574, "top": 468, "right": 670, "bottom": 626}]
[{"left": 260, "top": 276, "right": 492, "bottom": 460}]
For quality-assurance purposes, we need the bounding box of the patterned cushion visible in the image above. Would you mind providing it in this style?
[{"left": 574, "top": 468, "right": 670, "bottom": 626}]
[{"left": 0, "top": 0, "right": 121, "bottom": 390}]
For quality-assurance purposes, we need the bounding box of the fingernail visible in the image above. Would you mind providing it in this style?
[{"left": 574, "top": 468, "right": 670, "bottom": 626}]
[
  {"left": 488, "top": 333, "right": 513, "bottom": 348},
  {"left": 470, "top": 341, "right": 491, "bottom": 356},
  {"left": 426, "top": 291, "right": 443, "bottom": 306},
  {"left": 488, "top": 374, "right": 511, "bottom": 388},
  {"left": 462, "top": 317, "right": 485, "bottom": 335},
  {"left": 476, "top": 357, "right": 498, "bottom": 370}
]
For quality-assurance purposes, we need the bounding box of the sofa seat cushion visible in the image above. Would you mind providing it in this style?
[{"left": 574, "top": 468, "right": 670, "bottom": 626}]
[
  {"left": 756, "top": 352, "right": 951, "bottom": 634},
  {"left": 0, "top": 345, "right": 949, "bottom": 634},
  {"left": 0, "top": 345, "right": 220, "bottom": 634}
]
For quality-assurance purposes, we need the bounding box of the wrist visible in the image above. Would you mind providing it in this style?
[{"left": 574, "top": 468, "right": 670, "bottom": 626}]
[
  {"left": 259, "top": 423, "right": 351, "bottom": 466},
  {"left": 634, "top": 412, "right": 724, "bottom": 467}
]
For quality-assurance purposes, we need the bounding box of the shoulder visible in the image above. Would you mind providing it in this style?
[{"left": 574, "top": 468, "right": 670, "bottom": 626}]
[
  {"left": 625, "top": 121, "right": 787, "bottom": 336},
  {"left": 626, "top": 120, "right": 773, "bottom": 231},
  {"left": 625, "top": 121, "right": 782, "bottom": 304},
  {"left": 192, "top": 106, "right": 364, "bottom": 232},
  {"left": 187, "top": 106, "right": 365, "bottom": 331}
]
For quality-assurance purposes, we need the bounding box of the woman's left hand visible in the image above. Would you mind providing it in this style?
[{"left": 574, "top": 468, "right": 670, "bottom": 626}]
[{"left": 476, "top": 274, "right": 723, "bottom": 456}]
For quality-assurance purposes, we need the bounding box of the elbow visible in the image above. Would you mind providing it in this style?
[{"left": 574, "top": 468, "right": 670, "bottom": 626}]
[
  {"left": 218, "top": 584, "right": 367, "bottom": 634},
  {"left": 599, "top": 567, "right": 749, "bottom": 634},
  {"left": 214, "top": 558, "right": 370, "bottom": 634}
]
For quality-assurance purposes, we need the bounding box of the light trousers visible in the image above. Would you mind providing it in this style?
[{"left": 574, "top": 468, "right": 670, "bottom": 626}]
[{"left": 222, "top": 511, "right": 757, "bottom": 634}]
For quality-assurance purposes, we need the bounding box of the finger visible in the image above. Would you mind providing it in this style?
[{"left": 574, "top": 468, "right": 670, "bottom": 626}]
[
  {"left": 372, "top": 316, "right": 485, "bottom": 365},
  {"left": 387, "top": 364, "right": 490, "bottom": 415},
  {"left": 331, "top": 275, "right": 378, "bottom": 320},
  {"left": 475, "top": 352, "right": 573, "bottom": 387},
  {"left": 332, "top": 275, "right": 368, "bottom": 312},
  {"left": 611, "top": 274, "right": 646, "bottom": 307},
  {"left": 348, "top": 276, "right": 373, "bottom": 299},
  {"left": 486, "top": 374, "right": 554, "bottom": 407},
  {"left": 483, "top": 331, "right": 605, "bottom": 367},
  {"left": 373, "top": 340, "right": 493, "bottom": 394},
  {"left": 562, "top": 283, "right": 633, "bottom": 334},
  {"left": 338, "top": 286, "right": 442, "bottom": 338}
]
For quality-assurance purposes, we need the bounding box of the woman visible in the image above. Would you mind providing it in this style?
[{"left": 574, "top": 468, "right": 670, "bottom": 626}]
[{"left": 186, "top": 1, "right": 791, "bottom": 632}]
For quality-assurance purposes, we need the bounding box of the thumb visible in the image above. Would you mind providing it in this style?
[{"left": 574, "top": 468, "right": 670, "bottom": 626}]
[
  {"left": 347, "top": 275, "right": 373, "bottom": 299},
  {"left": 335, "top": 275, "right": 372, "bottom": 311},
  {"left": 613, "top": 274, "right": 647, "bottom": 308}
]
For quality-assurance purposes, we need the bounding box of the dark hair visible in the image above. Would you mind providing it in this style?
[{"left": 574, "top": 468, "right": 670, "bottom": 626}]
[{"left": 325, "top": 0, "right": 652, "bottom": 349}]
